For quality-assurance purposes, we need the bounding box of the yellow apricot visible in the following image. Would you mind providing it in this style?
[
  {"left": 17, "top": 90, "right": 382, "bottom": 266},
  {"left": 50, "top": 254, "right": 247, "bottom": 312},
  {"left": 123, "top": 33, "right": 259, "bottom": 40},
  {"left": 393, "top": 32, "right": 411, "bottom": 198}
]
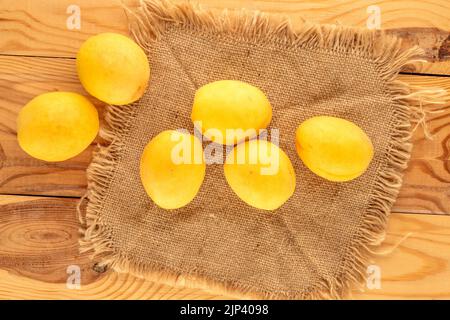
[
  {"left": 295, "top": 116, "right": 374, "bottom": 182},
  {"left": 224, "top": 139, "right": 296, "bottom": 210},
  {"left": 140, "top": 130, "right": 206, "bottom": 210},
  {"left": 17, "top": 92, "right": 99, "bottom": 162},
  {"left": 191, "top": 80, "right": 272, "bottom": 145},
  {"left": 77, "top": 33, "right": 150, "bottom": 105}
]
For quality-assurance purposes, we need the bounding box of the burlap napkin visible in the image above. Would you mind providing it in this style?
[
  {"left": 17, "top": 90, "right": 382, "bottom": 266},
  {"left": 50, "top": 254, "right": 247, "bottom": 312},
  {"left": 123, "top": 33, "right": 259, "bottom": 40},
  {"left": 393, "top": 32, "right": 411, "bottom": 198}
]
[{"left": 79, "top": 0, "right": 438, "bottom": 299}]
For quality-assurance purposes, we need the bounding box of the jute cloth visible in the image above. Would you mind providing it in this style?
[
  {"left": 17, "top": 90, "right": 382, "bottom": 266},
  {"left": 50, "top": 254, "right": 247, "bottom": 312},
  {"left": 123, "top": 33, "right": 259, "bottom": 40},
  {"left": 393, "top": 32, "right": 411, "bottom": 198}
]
[{"left": 79, "top": 0, "right": 437, "bottom": 299}]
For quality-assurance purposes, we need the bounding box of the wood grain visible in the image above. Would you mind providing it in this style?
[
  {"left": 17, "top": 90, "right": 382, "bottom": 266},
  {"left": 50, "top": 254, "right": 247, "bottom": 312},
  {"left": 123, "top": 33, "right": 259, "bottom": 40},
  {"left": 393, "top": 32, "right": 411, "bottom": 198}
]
[
  {"left": 1, "top": 194, "right": 449, "bottom": 299},
  {"left": 353, "top": 212, "right": 450, "bottom": 299},
  {"left": 396, "top": 75, "right": 450, "bottom": 215},
  {"left": 0, "top": 56, "right": 448, "bottom": 213},
  {"left": 0, "top": 0, "right": 449, "bottom": 75},
  {"left": 0, "top": 195, "right": 102, "bottom": 285}
]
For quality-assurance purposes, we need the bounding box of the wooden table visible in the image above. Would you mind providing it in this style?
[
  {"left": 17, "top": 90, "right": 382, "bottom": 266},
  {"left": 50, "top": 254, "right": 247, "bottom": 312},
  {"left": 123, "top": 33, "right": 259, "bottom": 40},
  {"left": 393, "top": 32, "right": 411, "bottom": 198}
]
[{"left": 0, "top": 0, "right": 449, "bottom": 299}]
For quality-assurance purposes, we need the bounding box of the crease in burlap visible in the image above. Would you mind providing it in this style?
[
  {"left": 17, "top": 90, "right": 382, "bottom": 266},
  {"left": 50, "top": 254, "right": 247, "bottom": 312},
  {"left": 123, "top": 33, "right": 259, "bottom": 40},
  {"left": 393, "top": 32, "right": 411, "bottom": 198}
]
[{"left": 78, "top": 0, "right": 447, "bottom": 299}]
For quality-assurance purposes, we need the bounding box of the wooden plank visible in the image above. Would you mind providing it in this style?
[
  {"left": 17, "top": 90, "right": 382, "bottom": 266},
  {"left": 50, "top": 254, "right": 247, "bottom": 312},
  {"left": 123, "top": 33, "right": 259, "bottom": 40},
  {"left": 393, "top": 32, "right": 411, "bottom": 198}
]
[
  {"left": 0, "top": 56, "right": 448, "bottom": 213},
  {"left": 0, "top": 195, "right": 102, "bottom": 286},
  {"left": 0, "top": 0, "right": 133, "bottom": 57},
  {"left": 353, "top": 211, "right": 450, "bottom": 299},
  {"left": 395, "top": 75, "right": 450, "bottom": 215},
  {"left": 1, "top": 194, "right": 449, "bottom": 299},
  {"left": 0, "top": 0, "right": 449, "bottom": 75}
]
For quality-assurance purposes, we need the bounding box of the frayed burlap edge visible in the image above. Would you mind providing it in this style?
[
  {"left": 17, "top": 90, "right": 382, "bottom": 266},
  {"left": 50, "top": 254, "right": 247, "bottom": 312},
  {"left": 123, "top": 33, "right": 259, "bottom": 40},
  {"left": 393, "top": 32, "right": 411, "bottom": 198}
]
[{"left": 77, "top": 0, "right": 447, "bottom": 299}]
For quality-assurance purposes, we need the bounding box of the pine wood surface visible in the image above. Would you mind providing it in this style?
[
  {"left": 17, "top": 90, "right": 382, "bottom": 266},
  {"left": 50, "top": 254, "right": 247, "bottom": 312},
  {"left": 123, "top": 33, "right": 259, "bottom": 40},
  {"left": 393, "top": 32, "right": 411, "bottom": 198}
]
[{"left": 0, "top": 0, "right": 449, "bottom": 300}]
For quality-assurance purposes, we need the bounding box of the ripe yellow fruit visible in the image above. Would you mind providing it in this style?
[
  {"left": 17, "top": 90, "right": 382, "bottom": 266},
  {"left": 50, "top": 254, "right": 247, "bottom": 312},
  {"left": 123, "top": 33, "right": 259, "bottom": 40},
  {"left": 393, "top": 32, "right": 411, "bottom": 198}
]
[
  {"left": 17, "top": 92, "right": 99, "bottom": 162},
  {"left": 224, "top": 139, "right": 296, "bottom": 210},
  {"left": 191, "top": 80, "right": 272, "bottom": 145},
  {"left": 140, "top": 130, "right": 206, "bottom": 210},
  {"left": 295, "top": 116, "right": 374, "bottom": 182},
  {"left": 76, "top": 33, "right": 150, "bottom": 105}
]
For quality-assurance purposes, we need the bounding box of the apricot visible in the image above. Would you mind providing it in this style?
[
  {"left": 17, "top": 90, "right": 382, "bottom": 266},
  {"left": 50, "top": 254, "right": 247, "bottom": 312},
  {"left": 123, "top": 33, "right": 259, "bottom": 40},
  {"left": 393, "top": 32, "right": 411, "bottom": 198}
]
[
  {"left": 295, "top": 116, "right": 374, "bottom": 182},
  {"left": 140, "top": 130, "right": 206, "bottom": 209},
  {"left": 224, "top": 139, "right": 296, "bottom": 210},
  {"left": 17, "top": 92, "right": 99, "bottom": 162},
  {"left": 77, "top": 33, "right": 150, "bottom": 105},
  {"left": 191, "top": 80, "right": 272, "bottom": 145}
]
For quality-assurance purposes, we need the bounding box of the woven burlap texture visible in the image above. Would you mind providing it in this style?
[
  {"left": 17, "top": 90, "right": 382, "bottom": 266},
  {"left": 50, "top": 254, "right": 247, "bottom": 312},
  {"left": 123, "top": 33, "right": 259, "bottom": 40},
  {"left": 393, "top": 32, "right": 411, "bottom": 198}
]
[{"left": 79, "top": 0, "right": 444, "bottom": 299}]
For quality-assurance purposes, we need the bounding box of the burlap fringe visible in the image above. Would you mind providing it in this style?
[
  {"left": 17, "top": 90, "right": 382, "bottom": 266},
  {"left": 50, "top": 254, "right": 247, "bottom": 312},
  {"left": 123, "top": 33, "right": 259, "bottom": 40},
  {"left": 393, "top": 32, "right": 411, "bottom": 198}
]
[{"left": 78, "top": 0, "right": 448, "bottom": 300}]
